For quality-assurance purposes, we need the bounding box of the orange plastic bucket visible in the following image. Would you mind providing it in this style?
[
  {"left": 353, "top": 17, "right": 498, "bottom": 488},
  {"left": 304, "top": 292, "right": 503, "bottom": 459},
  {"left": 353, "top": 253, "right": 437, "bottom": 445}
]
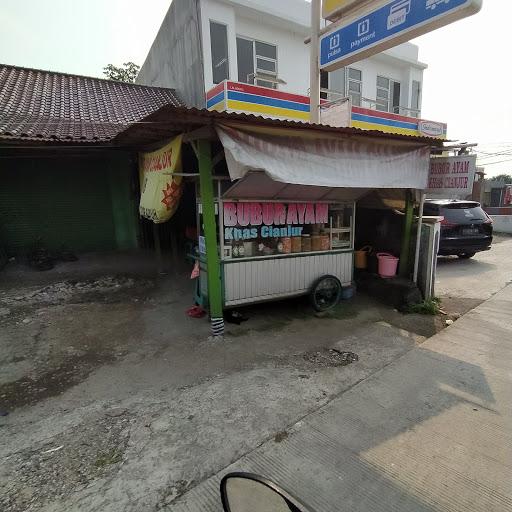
[
  {"left": 355, "top": 246, "right": 372, "bottom": 269},
  {"left": 376, "top": 253, "right": 399, "bottom": 278}
]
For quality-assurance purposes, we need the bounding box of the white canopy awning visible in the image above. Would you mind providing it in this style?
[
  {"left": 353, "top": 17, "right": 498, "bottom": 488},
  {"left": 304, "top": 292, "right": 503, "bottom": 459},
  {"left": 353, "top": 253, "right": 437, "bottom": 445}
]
[
  {"left": 216, "top": 123, "right": 430, "bottom": 190},
  {"left": 222, "top": 171, "right": 370, "bottom": 202}
]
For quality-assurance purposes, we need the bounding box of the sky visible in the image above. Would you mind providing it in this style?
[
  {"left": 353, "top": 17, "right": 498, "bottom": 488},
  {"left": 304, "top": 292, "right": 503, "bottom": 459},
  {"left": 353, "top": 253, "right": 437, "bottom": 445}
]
[{"left": 0, "top": 0, "right": 510, "bottom": 177}]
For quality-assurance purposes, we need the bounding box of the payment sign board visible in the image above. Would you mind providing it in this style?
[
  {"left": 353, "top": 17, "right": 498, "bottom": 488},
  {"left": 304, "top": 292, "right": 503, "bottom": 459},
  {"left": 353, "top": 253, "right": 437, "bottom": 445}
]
[{"left": 320, "top": 0, "right": 482, "bottom": 71}]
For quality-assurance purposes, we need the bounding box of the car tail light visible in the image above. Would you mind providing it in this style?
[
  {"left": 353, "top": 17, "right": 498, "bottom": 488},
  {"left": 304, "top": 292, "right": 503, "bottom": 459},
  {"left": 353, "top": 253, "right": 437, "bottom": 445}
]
[
  {"left": 484, "top": 213, "right": 493, "bottom": 225},
  {"left": 440, "top": 217, "right": 456, "bottom": 228}
]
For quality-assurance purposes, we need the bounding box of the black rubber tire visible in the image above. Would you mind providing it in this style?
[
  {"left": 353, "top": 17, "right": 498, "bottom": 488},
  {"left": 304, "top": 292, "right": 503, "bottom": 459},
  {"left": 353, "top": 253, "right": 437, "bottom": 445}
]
[
  {"left": 310, "top": 274, "right": 342, "bottom": 312},
  {"left": 458, "top": 252, "right": 475, "bottom": 259}
]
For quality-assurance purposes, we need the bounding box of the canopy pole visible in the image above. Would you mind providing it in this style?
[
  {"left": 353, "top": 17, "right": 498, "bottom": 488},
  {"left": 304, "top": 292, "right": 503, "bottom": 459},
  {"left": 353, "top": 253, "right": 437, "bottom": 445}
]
[
  {"left": 197, "top": 139, "right": 224, "bottom": 338},
  {"left": 413, "top": 191, "right": 426, "bottom": 285},
  {"left": 399, "top": 190, "right": 414, "bottom": 278}
]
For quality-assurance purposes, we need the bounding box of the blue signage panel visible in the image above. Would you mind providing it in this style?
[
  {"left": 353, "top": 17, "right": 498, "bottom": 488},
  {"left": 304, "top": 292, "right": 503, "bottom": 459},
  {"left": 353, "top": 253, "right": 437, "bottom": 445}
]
[{"left": 320, "top": 0, "right": 474, "bottom": 69}]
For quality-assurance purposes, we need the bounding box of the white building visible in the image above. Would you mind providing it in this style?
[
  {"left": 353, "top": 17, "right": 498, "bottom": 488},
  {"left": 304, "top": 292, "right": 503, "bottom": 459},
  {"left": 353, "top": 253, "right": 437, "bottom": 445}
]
[{"left": 138, "top": 0, "right": 431, "bottom": 126}]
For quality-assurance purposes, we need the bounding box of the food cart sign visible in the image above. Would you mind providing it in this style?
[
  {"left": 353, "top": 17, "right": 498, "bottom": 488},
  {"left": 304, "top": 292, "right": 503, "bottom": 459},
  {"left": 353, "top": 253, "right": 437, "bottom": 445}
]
[
  {"left": 320, "top": 0, "right": 482, "bottom": 71},
  {"left": 223, "top": 202, "right": 329, "bottom": 241},
  {"left": 427, "top": 155, "right": 477, "bottom": 197}
]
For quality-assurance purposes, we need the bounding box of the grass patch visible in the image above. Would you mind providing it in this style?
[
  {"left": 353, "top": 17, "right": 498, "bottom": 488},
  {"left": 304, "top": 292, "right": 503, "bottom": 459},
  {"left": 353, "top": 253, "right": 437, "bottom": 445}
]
[
  {"left": 94, "top": 449, "right": 123, "bottom": 468},
  {"left": 406, "top": 297, "right": 441, "bottom": 315},
  {"left": 320, "top": 302, "right": 358, "bottom": 320}
]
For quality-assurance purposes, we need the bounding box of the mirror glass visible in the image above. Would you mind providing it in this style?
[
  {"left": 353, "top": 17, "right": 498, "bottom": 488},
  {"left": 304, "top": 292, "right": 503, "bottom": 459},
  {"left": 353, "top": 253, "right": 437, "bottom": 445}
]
[{"left": 224, "top": 477, "right": 299, "bottom": 512}]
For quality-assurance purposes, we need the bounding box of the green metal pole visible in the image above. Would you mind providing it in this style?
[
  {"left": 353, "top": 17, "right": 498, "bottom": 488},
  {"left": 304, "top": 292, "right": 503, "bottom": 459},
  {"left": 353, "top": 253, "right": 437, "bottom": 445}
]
[
  {"left": 197, "top": 139, "right": 224, "bottom": 336},
  {"left": 399, "top": 190, "right": 414, "bottom": 278}
]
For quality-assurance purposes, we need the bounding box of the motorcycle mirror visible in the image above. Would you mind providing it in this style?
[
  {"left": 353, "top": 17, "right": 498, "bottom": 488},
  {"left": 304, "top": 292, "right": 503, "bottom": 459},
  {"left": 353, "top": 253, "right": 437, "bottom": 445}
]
[{"left": 220, "top": 472, "right": 311, "bottom": 512}]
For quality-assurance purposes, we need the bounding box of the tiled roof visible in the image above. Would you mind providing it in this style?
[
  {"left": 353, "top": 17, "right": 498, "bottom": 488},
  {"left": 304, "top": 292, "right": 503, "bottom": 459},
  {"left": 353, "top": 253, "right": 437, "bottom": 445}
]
[{"left": 0, "top": 64, "right": 183, "bottom": 143}]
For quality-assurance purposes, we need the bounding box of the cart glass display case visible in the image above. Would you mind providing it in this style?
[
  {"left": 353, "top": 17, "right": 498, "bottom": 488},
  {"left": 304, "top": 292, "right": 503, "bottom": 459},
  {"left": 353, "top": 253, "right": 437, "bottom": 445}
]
[
  {"left": 195, "top": 196, "right": 355, "bottom": 308},
  {"left": 220, "top": 201, "right": 353, "bottom": 260}
]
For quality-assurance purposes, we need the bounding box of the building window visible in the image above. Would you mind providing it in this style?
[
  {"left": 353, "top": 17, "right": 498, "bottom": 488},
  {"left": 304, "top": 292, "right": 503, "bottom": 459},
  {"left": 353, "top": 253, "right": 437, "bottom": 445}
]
[
  {"left": 411, "top": 80, "right": 421, "bottom": 115},
  {"left": 236, "top": 37, "right": 278, "bottom": 88},
  {"left": 210, "top": 21, "right": 229, "bottom": 84},
  {"left": 320, "top": 71, "right": 329, "bottom": 100},
  {"left": 376, "top": 76, "right": 401, "bottom": 114},
  {"left": 346, "top": 67, "right": 362, "bottom": 106},
  {"left": 329, "top": 68, "right": 346, "bottom": 97}
]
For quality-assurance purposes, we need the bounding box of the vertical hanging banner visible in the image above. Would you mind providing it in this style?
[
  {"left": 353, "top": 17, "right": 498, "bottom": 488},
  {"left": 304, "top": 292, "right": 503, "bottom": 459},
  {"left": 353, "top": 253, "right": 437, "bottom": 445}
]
[{"left": 139, "top": 135, "right": 183, "bottom": 223}]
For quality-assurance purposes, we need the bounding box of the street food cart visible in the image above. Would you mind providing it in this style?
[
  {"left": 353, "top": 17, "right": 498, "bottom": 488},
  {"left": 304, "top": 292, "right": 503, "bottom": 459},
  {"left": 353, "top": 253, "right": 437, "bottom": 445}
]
[
  {"left": 194, "top": 122, "right": 431, "bottom": 322},
  {"left": 196, "top": 194, "right": 356, "bottom": 311}
]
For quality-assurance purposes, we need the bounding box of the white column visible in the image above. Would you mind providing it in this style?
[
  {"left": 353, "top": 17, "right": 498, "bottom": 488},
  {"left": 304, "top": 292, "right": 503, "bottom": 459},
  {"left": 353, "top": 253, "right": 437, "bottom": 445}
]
[
  {"left": 309, "top": 0, "right": 321, "bottom": 124},
  {"left": 413, "top": 191, "right": 426, "bottom": 284}
]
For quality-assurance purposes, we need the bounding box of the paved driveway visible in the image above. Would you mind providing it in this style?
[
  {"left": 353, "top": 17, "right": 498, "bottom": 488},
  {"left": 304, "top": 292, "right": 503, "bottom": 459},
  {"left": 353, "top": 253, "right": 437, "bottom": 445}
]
[{"left": 436, "top": 236, "right": 512, "bottom": 301}]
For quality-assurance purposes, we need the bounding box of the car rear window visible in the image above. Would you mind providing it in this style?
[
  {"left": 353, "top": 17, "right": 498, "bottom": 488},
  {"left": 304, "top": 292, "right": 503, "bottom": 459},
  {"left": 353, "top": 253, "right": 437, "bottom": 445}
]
[{"left": 441, "top": 204, "right": 487, "bottom": 222}]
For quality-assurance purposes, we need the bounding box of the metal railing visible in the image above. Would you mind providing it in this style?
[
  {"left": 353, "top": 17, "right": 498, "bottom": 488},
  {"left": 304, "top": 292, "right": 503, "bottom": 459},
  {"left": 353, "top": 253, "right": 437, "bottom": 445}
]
[{"left": 360, "top": 97, "right": 421, "bottom": 118}]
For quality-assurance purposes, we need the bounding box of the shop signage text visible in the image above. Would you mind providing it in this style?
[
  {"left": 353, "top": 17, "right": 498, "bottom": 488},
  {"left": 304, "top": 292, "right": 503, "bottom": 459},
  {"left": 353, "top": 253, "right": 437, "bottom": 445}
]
[
  {"left": 418, "top": 120, "right": 445, "bottom": 137},
  {"left": 320, "top": 0, "right": 482, "bottom": 72},
  {"left": 223, "top": 202, "right": 328, "bottom": 241},
  {"left": 139, "top": 135, "right": 183, "bottom": 223},
  {"left": 427, "top": 155, "right": 477, "bottom": 196}
]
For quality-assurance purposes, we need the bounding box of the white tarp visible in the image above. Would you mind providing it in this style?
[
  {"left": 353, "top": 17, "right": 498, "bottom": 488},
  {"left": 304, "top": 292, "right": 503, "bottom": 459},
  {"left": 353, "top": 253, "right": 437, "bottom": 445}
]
[{"left": 216, "top": 124, "right": 431, "bottom": 189}]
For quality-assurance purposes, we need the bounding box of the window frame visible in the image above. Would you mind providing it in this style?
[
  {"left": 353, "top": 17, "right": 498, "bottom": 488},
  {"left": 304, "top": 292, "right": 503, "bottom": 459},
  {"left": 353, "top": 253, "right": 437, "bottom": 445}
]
[
  {"left": 236, "top": 35, "right": 278, "bottom": 89},
  {"left": 210, "top": 19, "right": 230, "bottom": 85},
  {"left": 376, "top": 75, "right": 401, "bottom": 114},
  {"left": 411, "top": 79, "right": 421, "bottom": 113},
  {"left": 346, "top": 67, "right": 362, "bottom": 107}
]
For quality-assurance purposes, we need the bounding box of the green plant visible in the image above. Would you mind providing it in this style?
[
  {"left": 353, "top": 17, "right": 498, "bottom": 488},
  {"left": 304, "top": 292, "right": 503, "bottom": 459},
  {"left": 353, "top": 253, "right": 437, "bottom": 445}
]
[
  {"left": 406, "top": 297, "right": 441, "bottom": 315},
  {"left": 94, "top": 449, "right": 123, "bottom": 468},
  {"left": 103, "top": 62, "right": 140, "bottom": 83}
]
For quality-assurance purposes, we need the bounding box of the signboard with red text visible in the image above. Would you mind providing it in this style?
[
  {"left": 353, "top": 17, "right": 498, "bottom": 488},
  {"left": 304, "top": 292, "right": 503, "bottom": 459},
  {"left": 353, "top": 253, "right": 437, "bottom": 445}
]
[{"left": 427, "top": 155, "right": 477, "bottom": 197}]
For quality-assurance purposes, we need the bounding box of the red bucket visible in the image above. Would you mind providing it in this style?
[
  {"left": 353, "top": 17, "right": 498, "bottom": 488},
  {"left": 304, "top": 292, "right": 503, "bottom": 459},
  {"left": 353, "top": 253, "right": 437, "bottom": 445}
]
[{"left": 376, "top": 253, "right": 399, "bottom": 278}]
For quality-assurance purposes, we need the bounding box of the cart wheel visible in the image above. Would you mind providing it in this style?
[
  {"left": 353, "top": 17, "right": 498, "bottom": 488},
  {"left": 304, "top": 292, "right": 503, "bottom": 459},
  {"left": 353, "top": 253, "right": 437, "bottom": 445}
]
[{"left": 310, "top": 275, "right": 342, "bottom": 312}]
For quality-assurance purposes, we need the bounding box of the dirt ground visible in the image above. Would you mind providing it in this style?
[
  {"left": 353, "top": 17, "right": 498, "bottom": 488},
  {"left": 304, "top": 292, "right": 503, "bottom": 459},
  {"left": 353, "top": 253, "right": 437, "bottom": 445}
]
[{"left": 0, "top": 252, "right": 464, "bottom": 512}]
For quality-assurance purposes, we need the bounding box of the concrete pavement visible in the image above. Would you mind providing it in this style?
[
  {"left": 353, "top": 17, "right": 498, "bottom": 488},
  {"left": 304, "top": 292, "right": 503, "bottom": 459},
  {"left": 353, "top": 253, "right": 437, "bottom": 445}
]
[
  {"left": 436, "top": 237, "right": 512, "bottom": 300},
  {"left": 172, "top": 284, "right": 512, "bottom": 512}
]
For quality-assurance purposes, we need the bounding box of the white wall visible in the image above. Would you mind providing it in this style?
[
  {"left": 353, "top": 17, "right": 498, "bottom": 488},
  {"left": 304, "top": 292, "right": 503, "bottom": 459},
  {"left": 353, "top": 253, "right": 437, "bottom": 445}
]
[
  {"left": 490, "top": 216, "right": 512, "bottom": 234},
  {"left": 200, "top": 0, "right": 425, "bottom": 112}
]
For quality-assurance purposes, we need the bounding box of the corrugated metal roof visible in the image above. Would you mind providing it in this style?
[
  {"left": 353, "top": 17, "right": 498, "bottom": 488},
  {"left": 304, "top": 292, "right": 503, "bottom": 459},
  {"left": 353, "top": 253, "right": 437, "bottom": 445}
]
[
  {"left": 114, "top": 104, "right": 447, "bottom": 147},
  {"left": 0, "top": 64, "right": 183, "bottom": 143}
]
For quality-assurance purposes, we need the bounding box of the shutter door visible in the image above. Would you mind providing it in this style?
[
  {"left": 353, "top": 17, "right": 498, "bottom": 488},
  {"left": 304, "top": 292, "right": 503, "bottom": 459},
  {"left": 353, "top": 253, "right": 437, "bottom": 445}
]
[{"left": 0, "top": 158, "right": 116, "bottom": 256}]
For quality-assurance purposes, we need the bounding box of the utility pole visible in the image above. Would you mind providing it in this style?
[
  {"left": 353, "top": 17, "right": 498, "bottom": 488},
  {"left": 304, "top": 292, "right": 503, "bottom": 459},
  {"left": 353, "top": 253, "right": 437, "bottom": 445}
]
[{"left": 309, "top": 0, "right": 321, "bottom": 124}]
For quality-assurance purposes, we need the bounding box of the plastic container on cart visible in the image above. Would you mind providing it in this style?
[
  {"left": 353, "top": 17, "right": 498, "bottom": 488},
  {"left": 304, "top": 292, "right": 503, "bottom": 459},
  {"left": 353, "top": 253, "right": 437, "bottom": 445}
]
[
  {"left": 320, "top": 235, "right": 330, "bottom": 251},
  {"left": 243, "top": 241, "right": 255, "bottom": 257},
  {"left": 301, "top": 235, "right": 312, "bottom": 252},
  {"left": 280, "top": 237, "right": 292, "bottom": 253},
  {"left": 291, "top": 237, "right": 302, "bottom": 253},
  {"left": 312, "top": 235, "right": 322, "bottom": 251},
  {"left": 377, "top": 253, "right": 399, "bottom": 278}
]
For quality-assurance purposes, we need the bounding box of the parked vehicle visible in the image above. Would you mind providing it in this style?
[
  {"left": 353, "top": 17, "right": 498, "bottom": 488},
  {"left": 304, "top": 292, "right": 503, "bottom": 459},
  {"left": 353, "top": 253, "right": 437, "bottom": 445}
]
[{"left": 423, "top": 199, "right": 493, "bottom": 259}]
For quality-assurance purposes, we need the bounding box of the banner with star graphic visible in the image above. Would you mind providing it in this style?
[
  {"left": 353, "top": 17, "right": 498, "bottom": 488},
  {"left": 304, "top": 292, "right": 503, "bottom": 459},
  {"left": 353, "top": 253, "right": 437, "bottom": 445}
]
[{"left": 139, "top": 135, "right": 183, "bottom": 223}]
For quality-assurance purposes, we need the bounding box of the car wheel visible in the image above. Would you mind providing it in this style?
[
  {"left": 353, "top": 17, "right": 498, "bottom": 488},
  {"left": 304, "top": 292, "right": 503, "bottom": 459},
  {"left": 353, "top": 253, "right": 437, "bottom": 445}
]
[{"left": 458, "top": 252, "right": 475, "bottom": 259}]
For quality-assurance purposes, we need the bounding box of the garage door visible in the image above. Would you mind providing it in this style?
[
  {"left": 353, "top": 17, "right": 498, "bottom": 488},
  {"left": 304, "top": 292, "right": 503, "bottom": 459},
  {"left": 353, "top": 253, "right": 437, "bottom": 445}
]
[{"left": 0, "top": 157, "right": 116, "bottom": 256}]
